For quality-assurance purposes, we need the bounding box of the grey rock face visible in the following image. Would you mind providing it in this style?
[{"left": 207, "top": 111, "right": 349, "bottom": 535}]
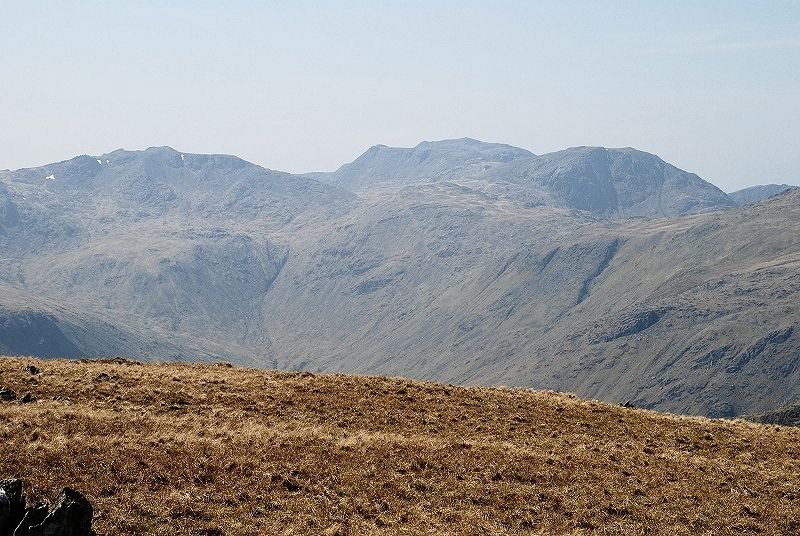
[{"left": 0, "top": 185, "right": 19, "bottom": 231}]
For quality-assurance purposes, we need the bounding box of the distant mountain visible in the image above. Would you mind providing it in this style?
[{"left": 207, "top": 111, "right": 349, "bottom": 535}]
[
  {"left": 476, "top": 146, "right": 737, "bottom": 217},
  {"left": 315, "top": 141, "right": 736, "bottom": 218},
  {"left": 0, "top": 141, "right": 797, "bottom": 417},
  {"left": 729, "top": 183, "right": 796, "bottom": 206},
  {"left": 1, "top": 146, "right": 354, "bottom": 230},
  {"left": 313, "top": 138, "right": 534, "bottom": 190},
  {"left": 0, "top": 147, "right": 354, "bottom": 364}
]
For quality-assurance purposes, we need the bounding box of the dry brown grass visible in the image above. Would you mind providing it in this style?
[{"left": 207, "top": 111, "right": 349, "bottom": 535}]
[{"left": 0, "top": 357, "right": 798, "bottom": 535}]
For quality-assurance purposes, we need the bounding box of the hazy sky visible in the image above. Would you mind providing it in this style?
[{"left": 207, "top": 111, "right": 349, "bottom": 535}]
[{"left": 2, "top": 1, "right": 798, "bottom": 191}]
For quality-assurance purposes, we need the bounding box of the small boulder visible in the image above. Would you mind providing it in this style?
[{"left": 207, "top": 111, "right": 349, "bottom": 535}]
[
  {"left": 281, "top": 478, "right": 300, "bottom": 492},
  {"left": 19, "top": 394, "right": 35, "bottom": 404},
  {"left": 17, "top": 488, "right": 93, "bottom": 536},
  {"left": 0, "top": 388, "right": 17, "bottom": 402},
  {"left": 13, "top": 502, "right": 48, "bottom": 535},
  {"left": 24, "top": 366, "right": 40, "bottom": 376},
  {"left": 0, "top": 479, "right": 26, "bottom": 535},
  {"left": 0, "top": 489, "right": 10, "bottom": 536}
]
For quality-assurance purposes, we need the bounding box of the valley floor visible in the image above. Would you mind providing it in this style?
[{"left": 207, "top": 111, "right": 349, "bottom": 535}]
[{"left": 0, "top": 357, "right": 798, "bottom": 535}]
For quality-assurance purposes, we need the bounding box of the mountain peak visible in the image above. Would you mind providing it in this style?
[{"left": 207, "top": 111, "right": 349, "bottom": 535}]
[
  {"left": 415, "top": 137, "right": 498, "bottom": 148},
  {"left": 475, "top": 145, "right": 734, "bottom": 217},
  {"left": 322, "top": 138, "right": 535, "bottom": 190}
]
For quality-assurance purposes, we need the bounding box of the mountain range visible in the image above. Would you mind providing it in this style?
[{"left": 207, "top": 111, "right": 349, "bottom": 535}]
[{"left": 1, "top": 138, "right": 797, "bottom": 417}]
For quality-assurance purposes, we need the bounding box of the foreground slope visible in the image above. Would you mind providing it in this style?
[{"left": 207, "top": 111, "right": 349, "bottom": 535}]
[{"left": 0, "top": 357, "right": 798, "bottom": 535}]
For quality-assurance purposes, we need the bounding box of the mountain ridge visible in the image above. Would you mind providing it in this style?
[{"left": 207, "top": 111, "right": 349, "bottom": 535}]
[
  {"left": 729, "top": 183, "right": 797, "bottom": 206},
  {"left": 0, "top": 141, "right": 797, "bottom": 417},
  {"left": 309, "top": 140, "right": 737, "bottom": 218}
]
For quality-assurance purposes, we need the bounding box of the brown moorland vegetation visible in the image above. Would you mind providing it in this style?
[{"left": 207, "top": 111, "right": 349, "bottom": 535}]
[{"left": 0, "top": 356, "right": 798, "bottom": 535}]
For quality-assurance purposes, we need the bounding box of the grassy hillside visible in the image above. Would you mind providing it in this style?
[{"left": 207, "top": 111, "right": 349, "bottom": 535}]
[{"left": 0, "top": 357, "right": 798, "bottom": 535}]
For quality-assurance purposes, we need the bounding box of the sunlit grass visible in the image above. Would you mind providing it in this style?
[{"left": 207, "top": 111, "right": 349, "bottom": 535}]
[{"left": 0, "top": 357, "right": 798, "bottom": 535}]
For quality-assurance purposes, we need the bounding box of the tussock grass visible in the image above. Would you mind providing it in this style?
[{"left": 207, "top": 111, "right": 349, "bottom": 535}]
[{"left": 0, "top": 357, "right": 798, "bottom": 535}]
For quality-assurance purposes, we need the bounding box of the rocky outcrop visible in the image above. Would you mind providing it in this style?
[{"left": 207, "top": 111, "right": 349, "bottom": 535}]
[
  {"left": 0, "top": 481, "right": 92, "bottom": 536},
  {"left": 602, "top": 309, "right": 664, "bottom": 342}
]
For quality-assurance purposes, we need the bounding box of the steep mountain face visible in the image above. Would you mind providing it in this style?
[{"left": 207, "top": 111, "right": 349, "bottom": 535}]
[
  {"left": 729, "top": 183, "right": 796, "bottom": 206},
  {"left": 263, "top": 187, "right": 800, "bottom": 417},
  {"left": 0, "top": 183, "right": 19, "bottom": 232},
  {"left": 0, "top": 141, "right": 796, "bottom": 417},
  {"left": 510, "top": 189, "right": 800, "bottom": 417}
]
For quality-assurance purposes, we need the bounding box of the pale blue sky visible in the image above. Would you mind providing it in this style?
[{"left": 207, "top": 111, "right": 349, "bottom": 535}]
[{"left": 1, "top": 1, "right": 798, "bottom": 190}]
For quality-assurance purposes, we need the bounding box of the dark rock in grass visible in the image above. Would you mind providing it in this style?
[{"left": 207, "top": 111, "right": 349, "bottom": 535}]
[
  {"left": 12, "top": 502, "right": 48, "bottom": 535},
  {"left": 0, "top": 481, "right": 93, "bottom": 536},
  {"left": 0, "top": 479, "right": 26, "bottom": 536},
  {"left": 17, "top": 488, "right": 93, "bottom": 536},
  {"left": 19, "top": 394, "right": 34, "bottom": 404},
  {"left": 0, "top": 491, "right": 11, "bottom": 536},
  {"left": 23, "top": 366, "right": 40, "bottom": 376},
  {"left": 0, "top": 388, "right": 17, "bottom": 402},
  {"left": 282, "top": 478, "right": 300, "bottom": 492}
]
